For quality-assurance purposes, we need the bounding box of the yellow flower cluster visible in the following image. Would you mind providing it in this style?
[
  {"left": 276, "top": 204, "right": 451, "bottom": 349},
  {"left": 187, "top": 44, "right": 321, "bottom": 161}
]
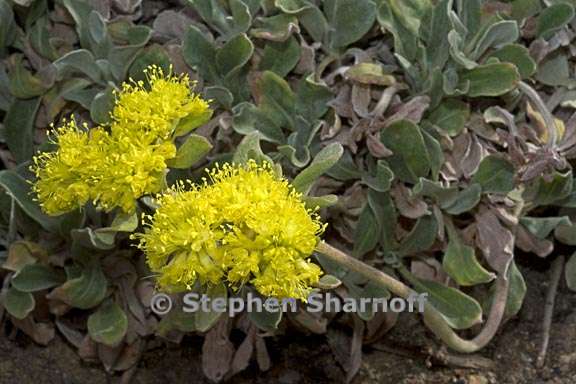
[
  {"left": 112, "top": 65, "right": 210, "bottom": 144},
  {"left": 32, "top": 122, "right": 107, "bottom": 215},
  {"left": 135, "top": 161, "right": 325, "bottom": 301},
  {"left": 32, "top": 66, "right": 211, "bottom": 215}
]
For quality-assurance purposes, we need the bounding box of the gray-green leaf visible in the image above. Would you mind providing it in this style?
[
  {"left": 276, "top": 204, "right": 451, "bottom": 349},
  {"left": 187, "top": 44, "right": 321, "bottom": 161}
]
[
  {"left": 12, "top": 264, "right": 64, "bottom": 292},
  {"left": 472, "top": 155, "right": 515, "bottom": 194},
  {"left": 353, "top": 204, "right": 380, "bottom": 257},
  {"left": 536, "top": 3, "right": 575, "bottom": 39},
  {"left": 49, "top": 255, "right": 107, "bottom": 309},
  {"left": 460, "top": 63, "right": 520, "bottom": 97},
  {"left": 428, "top": 99, "right": 470, "bottom": 137},
  {"left": 324, "top": 0, "right": 377, "bottom": 50},
  {"left": 4, "top": 97, "right": 41, "bottom": 163},
  {"left": 442, "top": 184, "right": 482, "bottom": 215},
  {"left": 0, "top": 170, "right": 61, "bottom": 232},
  {"left": 381, "top": 120, "right": 431, "bottom": 184},
  {"left": 443, "top": 224, "right": 496, "bottom": 286},
  {"left": 487, "top": 44, "right": 536, "bottom": 79},
  {"left": 196, "top": 283, "right": 227, "bottom": 332},
  {"left": 4, "top": 286, "right": 35, "bottom": 319},
  {"left": 412, "top": 278, "right": 483, "bottom": 330},
  {"left": 167, "top": 134, "right": 212, "bottom": 169},
  {"left": 471, "top": 20, "right": 519, "bottom": 60},
  {"left": 87, "top": 300, "right": 128, "bottom": 346},
  {"left": 292, "top": 143, "right": 343, "bottom": 194},
  {"left": 520, "top": 216, "right": 571, "bottom": 239}
]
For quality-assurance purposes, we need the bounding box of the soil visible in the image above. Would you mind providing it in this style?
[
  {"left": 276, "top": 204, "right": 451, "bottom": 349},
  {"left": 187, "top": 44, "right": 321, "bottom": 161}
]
[{"left": 1, "top": 260, "right": 575, "bottom": 384}]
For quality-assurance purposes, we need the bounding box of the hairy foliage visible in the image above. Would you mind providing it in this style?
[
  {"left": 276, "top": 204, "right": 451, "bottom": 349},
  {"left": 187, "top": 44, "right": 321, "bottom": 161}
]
[{"left": 1, "top": 0, "right": 576, "bottom": 381}]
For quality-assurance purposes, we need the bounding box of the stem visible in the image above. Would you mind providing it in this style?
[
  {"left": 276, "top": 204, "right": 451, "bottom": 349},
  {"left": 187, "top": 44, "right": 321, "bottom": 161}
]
[
  {"left": 536, "top": 255, "right": 564, "bottom": 368},
  {"left": 315, "top": 241, "right": 509, "bottom": 353},
  {"left": 518, "top": 81, "right": 558, "bottom": 148},
  {"left": 8, "top": 197, "right": 16, "bottom": 244}
]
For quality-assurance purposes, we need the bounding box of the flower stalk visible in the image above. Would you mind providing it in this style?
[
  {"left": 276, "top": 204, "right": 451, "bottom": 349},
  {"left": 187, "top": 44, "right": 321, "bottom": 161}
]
[{"left": 315, "top": 240, "right": 510, "bottom": 353}]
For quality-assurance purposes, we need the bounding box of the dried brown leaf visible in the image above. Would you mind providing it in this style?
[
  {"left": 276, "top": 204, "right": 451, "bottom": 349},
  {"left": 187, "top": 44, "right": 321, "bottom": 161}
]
[
  {"left": 202, "top": 316, "right": 234, "bottom": 382},
  {"left": 230, "top": 326, "right": 256, "bottom": 376},
  {"left": 255, "top": 335, "right": 271, "bottom": 371},
  {"left": 78, "top": 335, "right": 99, "bottom": 362},
  {"left": 364, "top": 310, "right": 398, "bottom": 344},
  {"left": 475, "top": 209, "right": 515, "bottom": 275},
  {"left": 379, "top": 96, "right": 430, "bottom": 129},
  {"left": 516, "top": 225, "right": 554, "bottom": 257},
  {"left": 411, "top": 259, "right": 449, "bottom": 284},
  {"left": 391, "top": 184, "right": 429, "bottom": 219},
  {"left": 351, "top": 84, "right": 372, "bottom": 119},
  {"left": 11, "top": 317, "right": 55, "bottom": 346},
  {"left": 113, "top": 339, "right": 144, "bottom": 372},
  {"left": 152, "top": 10, "right": 193, "bottom": 42},
  {"left": 55, "top": 319, "right": 84, "bottom": 348},
  {"left": 289, "top": 306, "right": 328, "bottom": 334}
]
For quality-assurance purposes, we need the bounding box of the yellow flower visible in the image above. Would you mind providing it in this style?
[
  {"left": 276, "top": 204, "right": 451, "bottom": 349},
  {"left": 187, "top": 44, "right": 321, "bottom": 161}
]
[
  {"left": 111, "top": 65, "right": 211, "bottom": 144},
  {"left": 90, "top": 139, "right": 177, "bottom": 213},
  {"left": 253, "top": 258, "right": 323, "bottom": 299},
  {"left": 32, "top": 121, "right": 176, "bottom": 215},
  {"left": 32, "top": 65, "right": 211, "bottom": 215},
  {"left": 135, "top": 161, "right": 325, "bottom": 300},
  {"left": 136, "top": 185, "right": 226, "bottom": 291},
  {"left": 31, "top": 120, "right": 107, "bottom": 215}
]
